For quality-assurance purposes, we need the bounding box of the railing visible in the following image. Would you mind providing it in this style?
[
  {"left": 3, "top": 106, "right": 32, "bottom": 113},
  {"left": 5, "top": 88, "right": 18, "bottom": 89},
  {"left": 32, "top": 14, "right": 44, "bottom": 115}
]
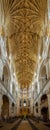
[
  {"left": 0, "top": 78, "right": 16, "bottom": 104},
  {"left": 34, "top": 77, "right": 50, "bottom": 102}
]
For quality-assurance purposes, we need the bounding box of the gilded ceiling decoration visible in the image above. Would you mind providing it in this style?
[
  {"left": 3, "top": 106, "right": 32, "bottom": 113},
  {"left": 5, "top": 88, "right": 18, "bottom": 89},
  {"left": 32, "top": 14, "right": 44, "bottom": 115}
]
[{"left": 0, "top": 0, "right": 47, "bottom": 88}]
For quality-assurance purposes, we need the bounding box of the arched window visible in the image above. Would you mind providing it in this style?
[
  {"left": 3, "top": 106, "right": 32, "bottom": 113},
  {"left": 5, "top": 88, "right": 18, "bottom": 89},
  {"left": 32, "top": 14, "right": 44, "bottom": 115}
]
[
  {"left": 35, "top": 102, "right": 38, "bottom": 107},
  {"left": 41, "top": 94, "right": 47, "bottom": 102},
  {"left": 2, "top": 64, "right": 10, "bottom": 88}
]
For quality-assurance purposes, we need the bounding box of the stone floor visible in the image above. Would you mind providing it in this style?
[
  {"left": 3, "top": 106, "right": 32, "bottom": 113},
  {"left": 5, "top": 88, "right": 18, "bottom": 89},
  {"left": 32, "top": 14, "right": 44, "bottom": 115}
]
[
  {"left": 0, "top": 119, "right": 50, "bottom": 130},
  {"left": 0, "top": 118, "right": 21, "bottom": 130},
  {"left": 28, "top": 119, "right": 50, "bottom": 130},
  {"left": 17, "top": 120, "right": 32, "bottom": 130}
]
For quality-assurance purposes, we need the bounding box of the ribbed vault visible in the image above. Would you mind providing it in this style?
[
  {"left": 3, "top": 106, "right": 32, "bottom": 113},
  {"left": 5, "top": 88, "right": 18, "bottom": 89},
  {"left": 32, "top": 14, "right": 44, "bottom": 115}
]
[{"left": 0, "top": 0, "right": 47, "bottom": 88}]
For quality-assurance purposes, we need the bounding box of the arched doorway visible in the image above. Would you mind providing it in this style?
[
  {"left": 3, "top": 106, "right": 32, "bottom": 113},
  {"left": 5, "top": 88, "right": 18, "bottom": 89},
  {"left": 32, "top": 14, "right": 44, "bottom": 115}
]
[
  {"left": 1, "top": 95, "right": 9, "bottom": 119},
  {"left": 41, "top": 107, "right": 48, "bottom": 121},
  {"left": 41, "top": 94, "right": 48, "bottom": 121}
]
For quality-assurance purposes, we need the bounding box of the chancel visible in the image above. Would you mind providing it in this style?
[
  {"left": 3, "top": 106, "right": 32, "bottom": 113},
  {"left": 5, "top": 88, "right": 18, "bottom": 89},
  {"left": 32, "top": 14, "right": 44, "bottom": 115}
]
[{"left": 0, "top": 0, "right": 50, "bottom": 130}]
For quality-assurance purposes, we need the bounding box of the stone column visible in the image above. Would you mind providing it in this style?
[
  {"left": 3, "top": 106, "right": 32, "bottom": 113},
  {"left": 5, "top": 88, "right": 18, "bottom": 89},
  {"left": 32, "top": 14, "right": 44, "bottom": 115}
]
[
  {"left": 46, "top": 58, "right": 50, "bottom": 79},
  {"left": 34, "top": 105, "right": 36, "bottom": 117},
  {"left": 12, "top": 105, "right": 16, "bottom": 117},
  {"left": 30, "top": 99, "right": 33, "bottom": 115},
  {"left": 15, "top": 106, "right": 17, "bottom": 116},
  {"left": 38, "top": 99, "right": 41, "bottom": 117},
  {"left": 47, "top": 89, "right": 50, "bottom": 120},
  {"left": 0, "top": 92, "right": 3, "bottom": 119},
  {"left": 17, "top": 98, "right": 20, "bottom": 116},
  {"left": 9, "top": 101, "right": 12, "bottom": 117},
  {"left": 48, "top": 0, "right": 50, "bottom": 20}
]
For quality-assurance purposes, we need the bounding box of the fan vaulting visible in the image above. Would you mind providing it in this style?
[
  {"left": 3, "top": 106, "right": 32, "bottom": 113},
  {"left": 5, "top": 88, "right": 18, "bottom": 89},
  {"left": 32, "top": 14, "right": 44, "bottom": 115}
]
[{"left": 0, "top": 0, "right": 47, "bottom": 88}]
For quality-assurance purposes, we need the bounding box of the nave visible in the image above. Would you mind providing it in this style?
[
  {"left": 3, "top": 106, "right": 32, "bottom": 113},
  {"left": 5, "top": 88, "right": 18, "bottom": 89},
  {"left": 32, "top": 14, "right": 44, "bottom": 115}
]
[
  {"left": 0, "top": 117, "right": 50, "bottom": 130},
  {"left": 0, "top": 0, "right": 50, "bottom": 130}
]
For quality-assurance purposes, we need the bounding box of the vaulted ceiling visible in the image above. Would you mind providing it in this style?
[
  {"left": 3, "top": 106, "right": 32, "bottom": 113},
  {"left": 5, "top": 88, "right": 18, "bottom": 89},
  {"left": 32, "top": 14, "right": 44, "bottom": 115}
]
[{"left": 0, "top": 0, "right": 47, "bottom": 88}]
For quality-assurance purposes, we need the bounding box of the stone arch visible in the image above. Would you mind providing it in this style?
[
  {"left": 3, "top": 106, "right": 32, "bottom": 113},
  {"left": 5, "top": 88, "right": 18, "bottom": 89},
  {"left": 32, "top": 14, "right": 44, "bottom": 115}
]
[
  {"left": 46, "top": 44, "right": 50, "bottom": 77},
  {"left": 38, "top": 58, "right": 47, "bottom": 80},
  {"left": 1, "top": 95, "right": 9, "bottom": 118},
  {"left": 40, "top": 37, "right": 43, "bottom": 57},
  {"left": 38, "top": 61, "right": 47, "bottom": 89},
  {"left": 39, "top": 65, "right": 47, "bottom": 78},
  {"left": 47, "top": 43, "right": 50, "bottom": 58},
  {"left": 41, "top": 94, "right": 49, "bottom": 121},
  {"left": 2, "top": 63, "right": 10, "bottom": 88},
  {"left": 0, "top": 59, "right": 3, "bottom": 79},
  {"left": 38, "top": 51, "right": 50, "bottom": 80}
]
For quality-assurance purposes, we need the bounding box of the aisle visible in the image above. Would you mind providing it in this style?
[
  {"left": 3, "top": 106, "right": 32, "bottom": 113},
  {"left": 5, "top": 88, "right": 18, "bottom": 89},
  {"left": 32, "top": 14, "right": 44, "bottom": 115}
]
[{"left": 17, "top": 120, "right": 32, "bottom": 130}]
